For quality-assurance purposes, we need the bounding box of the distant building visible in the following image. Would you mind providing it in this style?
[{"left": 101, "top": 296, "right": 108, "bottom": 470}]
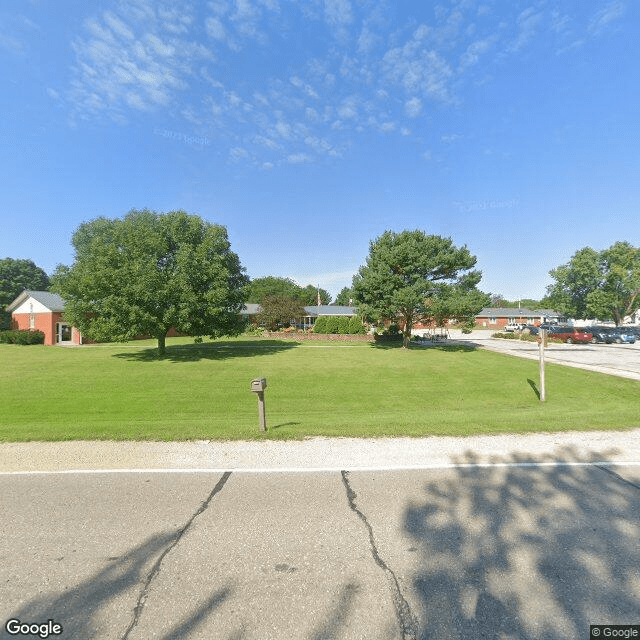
[
  {"left": 474, "top": 307, "right": 565, "bottom": 329},
  {"left": 242, "top": 304, "right": 357, "bottom": 330},
  {"left": 6, "top": 290, "right": 83, "bottom": 345}
]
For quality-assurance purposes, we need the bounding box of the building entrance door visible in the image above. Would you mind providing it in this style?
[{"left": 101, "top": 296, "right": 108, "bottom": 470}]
[{"left": 56, "top": 323, "right": 72, "bottom": 343}]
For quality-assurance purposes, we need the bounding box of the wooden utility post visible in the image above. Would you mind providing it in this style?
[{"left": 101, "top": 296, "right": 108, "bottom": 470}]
[{"left": 539, "top": 329, "right": 546, "bottom": 402}]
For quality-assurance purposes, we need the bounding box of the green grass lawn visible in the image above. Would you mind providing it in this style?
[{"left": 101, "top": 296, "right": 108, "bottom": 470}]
[{"left": 1, "top": 336, "right": 638, "bottom": 441}]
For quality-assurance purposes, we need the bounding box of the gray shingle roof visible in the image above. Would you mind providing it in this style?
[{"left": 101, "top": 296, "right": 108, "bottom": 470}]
[
  {"left": 6, "top": 290, "right": 66, "bottom": 312},
  {"left": 241, "top": 304, "right": 357, "bottom": 317}
]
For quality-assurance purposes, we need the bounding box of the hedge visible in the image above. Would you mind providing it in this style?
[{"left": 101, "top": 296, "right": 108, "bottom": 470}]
[{"left": 0, "top": 329, "right": 45, "bottom": 345}]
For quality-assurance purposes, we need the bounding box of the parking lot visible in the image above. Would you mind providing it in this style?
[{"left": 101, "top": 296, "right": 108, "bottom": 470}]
[{"left": 449, "top": 330, "right": 640, "bottom": 382}]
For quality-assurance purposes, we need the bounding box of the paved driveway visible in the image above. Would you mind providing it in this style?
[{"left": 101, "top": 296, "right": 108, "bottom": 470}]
[{"left": 448, "top": 330, "right": 640, "bottom": 381}]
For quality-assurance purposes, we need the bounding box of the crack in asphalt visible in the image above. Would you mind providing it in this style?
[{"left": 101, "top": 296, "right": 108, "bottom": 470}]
[
  {"left": 595, "top": 464, "right": 640, "bottom": 491},
  {"left": 121, "top": 471, "right": 232, "bottom": 640},
  {"left": 341, "top": 470, "right": 418, "bottom": 640}
]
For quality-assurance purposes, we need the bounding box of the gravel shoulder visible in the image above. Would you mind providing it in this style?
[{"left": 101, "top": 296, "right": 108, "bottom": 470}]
[{"left": 2, "top": 429, "right": 639, "bottom": 473}]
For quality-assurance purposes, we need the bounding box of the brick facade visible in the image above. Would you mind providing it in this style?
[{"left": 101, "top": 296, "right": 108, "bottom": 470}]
[{"left": 11, "top": 311, "right": 82, "bottom": 345}]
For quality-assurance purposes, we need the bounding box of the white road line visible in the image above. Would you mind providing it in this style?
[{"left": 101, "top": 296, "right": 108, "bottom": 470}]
[{"left": 2, "top": 461, "right": 640, "bottom": 476}]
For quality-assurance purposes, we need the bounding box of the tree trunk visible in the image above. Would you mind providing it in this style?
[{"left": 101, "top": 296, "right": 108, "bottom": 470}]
[
  {"left": 157, "top": 333, "right": 166, "bottom": 356},
  {"left": 402, "top": 331, "right": 411, "bottom": 348}
]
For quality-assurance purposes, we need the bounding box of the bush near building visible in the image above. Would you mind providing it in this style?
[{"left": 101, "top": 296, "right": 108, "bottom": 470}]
[
  {"left": 311, "top": 314, "right": 366, "bottom": 335},
  {"left": 0, "top": 329, "right": 45, "bottom": 344}
]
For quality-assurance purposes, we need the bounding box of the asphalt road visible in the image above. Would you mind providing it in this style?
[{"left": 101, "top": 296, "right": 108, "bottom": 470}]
[{"left": 2, "top": 461, "right": 640, "bottom": 639}]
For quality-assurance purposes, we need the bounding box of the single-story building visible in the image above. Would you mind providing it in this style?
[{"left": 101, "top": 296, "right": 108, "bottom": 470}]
[
  {"left": 242, "top": 304, "right": 357, "bottom": 330},
  {"left": 6, "top": 290, "right": 83, "bottom": 345},
  {"left": 5, "top": 293, "right": 360, "bottom": 346},
  {"left": 474, "top": 307, "right": 565, "bottom": 329}
]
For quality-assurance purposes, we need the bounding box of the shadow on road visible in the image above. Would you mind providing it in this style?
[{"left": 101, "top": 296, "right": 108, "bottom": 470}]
[
  {"left": 2, "top": 532, "right": 236, "bottom": 640},
  {"left": 111, "top": 339, "right": 300, "bottom": 362},
  {"left": 403, "top": 447, "right": 640, "bottom": 639},
  {"left": 308, "top": 582, "right": 360, "bottom": 640}
]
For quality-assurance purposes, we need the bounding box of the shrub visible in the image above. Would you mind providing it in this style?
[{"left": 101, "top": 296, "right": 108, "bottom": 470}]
[
  {"left": 492, "top": 332, "right": 544, "bottom": 343},
  {"left": 337, "top": 316, "right": 350, "bottom": 334},
  {"left": 312, "top": 316, "right": 328, "bottom": 334},
  {"left": 0, "top": 329, "right": 45, "bottom": 345},
  {"left": 348, "top": 316, "right": 366, "bottom": 335},
  {"left": 325, "top": 316, "right": 340, "bottom": 334},
  {"left": 244, "top": 326, "right": 266, "bottom": 337}
]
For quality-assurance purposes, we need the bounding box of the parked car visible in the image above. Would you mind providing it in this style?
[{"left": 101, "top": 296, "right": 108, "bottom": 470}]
[
  {"left": 622, "top": 326, "right": 640, "bottom": 338},
  {"left": 582, "top": 325, "right": 615, "bottom": 344},
  {"left": 607, "top": 327, "right": 636, "bottom": 344},
  {"left": 545, "top": 326, "right": 593, "bottom": 343},
  {"left": 503, "top": 322, "right": 526, "bottom": 332}
]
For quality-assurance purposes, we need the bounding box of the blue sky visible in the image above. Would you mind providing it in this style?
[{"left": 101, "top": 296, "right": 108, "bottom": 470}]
[{"left": 1, "top": 0, "right": 638, "bottom": 301}]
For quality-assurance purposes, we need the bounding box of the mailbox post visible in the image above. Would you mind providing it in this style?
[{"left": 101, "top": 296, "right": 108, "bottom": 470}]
[{"left": 250, "top": 378, "right": 267, "bottom": 431}]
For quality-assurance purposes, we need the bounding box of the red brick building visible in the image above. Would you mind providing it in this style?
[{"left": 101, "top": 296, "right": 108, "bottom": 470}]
[
  {"left": 474, "top": 307, "right": 564, "bottom": 329},
  {"left": 6, "top": 290, "right": 83, "bottom": 346}
]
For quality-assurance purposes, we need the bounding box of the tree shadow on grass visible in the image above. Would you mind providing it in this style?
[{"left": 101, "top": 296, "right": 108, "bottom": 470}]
[
  {"left": 111, "top": 339, "right": 301, "bottom": 363},
  {"left": 370, "top": 342, "right": 477, "bottom": 352},
  {"left": 403, "top": 446, "right": 640, "bottom": 639}
]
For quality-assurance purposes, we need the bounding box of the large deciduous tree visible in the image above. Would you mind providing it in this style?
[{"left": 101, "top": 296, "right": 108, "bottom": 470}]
[
  {"left": 0, "top": 258, "right": 50, "bottom": 329},
  {"left": 246, "top": 276, "right": 302, "bottom": 303},
  {"left": 299, "top": 284, "right": 331, "bottom": 306},
  {"left": 246, "top": 276, "right": 330, "bottom": 306},
  {"left": 51, "top": 209, "right": 248, "bottom": 354},
  {"left": 353, "top": 230, "right": 487, "bottom": 347},
  {"left": 334, "top": 286, "right": 355, "bottom": 306},
  {"left": 545, "top": 242, "right": 640, "bottom": 325},
  {"left": 255, "top": 295, "right": 306, "bottom": 331}
]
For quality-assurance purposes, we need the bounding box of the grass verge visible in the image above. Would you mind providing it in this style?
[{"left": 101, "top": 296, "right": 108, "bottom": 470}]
[{"left": 1, "top": 336, "right": 638, "bottom": 441}]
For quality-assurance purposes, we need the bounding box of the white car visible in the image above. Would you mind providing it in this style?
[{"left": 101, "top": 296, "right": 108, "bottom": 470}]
[{"left": 503, "top": 323, "right": 526, "bottom": 332}]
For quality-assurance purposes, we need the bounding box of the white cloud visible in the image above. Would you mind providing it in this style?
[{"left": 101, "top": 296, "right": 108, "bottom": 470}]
[
  {"left": 459, "top": 36, "right": 497, "bottom": 71},
  {"left": 508, "top": 7, "right": 544, "bottom": 53},
  {"left": 63, "top": 1, "right": 628, "bottom": 167},
  {"left": 69, "top": 2, "right": 211, "bottom": 121},
  {"left": 383, "top": 42, "right": 454, "bottom": 103},
  {"left": 287, "top": 152, "right": 311, "bottom": 164},
  {"left": 404, "top": 97, "right": 423, "bottom": 117},
  {"left": 588, "top": 1, "right": 626, "bottom": 36},
  {"left": 337, "top": 97, "right": 358, "bottom": 120},
  {"left": 103, "top": 12, "right": 135, "bottom": 40},
  {"left": 324, "top": 0, "right": 352, "bottom": 40},
  {"left": 230, "top": 146, "right": 249, "bottom": 160},
  {"left": 275, "top": 120, "right": 292, "bottom": 138},
  {"left": 205, "top": 17, "right": 227, "bottom": 41}
]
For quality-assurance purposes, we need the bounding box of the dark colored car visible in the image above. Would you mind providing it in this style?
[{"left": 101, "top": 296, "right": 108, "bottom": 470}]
[
  {"left": 584, "top": 325, "right": 637, "bottom": 344},
  {"left": 523, "top": 324, "right": 539, "bottom": 335},
  {"left": 623, "top": 326, "right": 640, "bottom": 338},
  {"left": 583, "top": 325, "right": 614, "bottom": 343},
  {"left": 607, "top": 327, "right": 636, "bottom": 344},
  {"left": 545, "top": 326, "right": 593, "bottom": 344}
]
